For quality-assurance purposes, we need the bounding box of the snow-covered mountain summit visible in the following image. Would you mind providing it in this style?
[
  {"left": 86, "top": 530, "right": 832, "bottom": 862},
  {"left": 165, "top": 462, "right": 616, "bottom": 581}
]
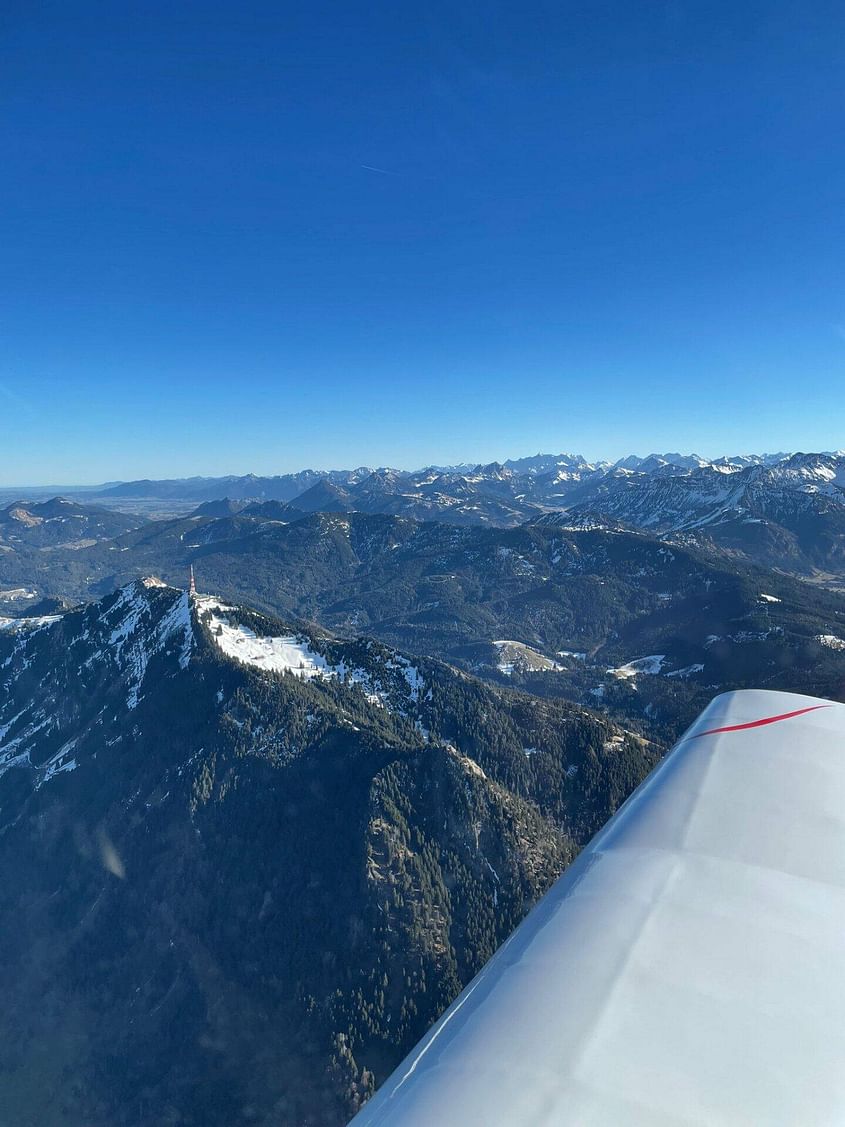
[{"left": 0, "top": 576, "right": 445, "bottom": 791}]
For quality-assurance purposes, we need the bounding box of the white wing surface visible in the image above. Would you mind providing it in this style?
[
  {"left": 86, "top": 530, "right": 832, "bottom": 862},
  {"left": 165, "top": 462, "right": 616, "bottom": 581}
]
[{"left": 352, "top": 689, "right": 845, "bottom": 1126}]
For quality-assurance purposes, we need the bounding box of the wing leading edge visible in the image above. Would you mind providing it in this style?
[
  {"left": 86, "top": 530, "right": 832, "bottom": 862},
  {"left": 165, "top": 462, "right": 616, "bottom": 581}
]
[{"left": 351, "top": 689, "right": 845, "bottom": 1126}]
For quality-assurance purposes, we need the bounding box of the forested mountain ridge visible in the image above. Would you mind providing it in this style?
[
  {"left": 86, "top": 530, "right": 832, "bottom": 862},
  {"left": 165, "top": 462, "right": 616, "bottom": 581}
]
[
  {"left": 0, "top": 496, "right": 146, "bottom": 548},
  {"left": 0, "top": 580, "right": 655, "bottom": 1125},
  {"left": 4, "top": 508, "right": 845, "bottom": 742},
  {"left": 179, "top": 514, "right": 845, "bottom": 740}
]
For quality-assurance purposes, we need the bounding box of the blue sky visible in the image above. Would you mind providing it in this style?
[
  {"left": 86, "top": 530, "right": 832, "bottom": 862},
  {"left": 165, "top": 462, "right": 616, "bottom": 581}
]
[{"left": 2, "top": 1, "right": 844, "bottom": 483}]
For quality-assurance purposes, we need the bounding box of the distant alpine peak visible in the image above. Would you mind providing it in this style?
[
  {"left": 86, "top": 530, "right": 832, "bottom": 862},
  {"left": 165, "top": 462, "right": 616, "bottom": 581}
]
[
  {"left": 781, "top": 450, "right": 843, "bottom": 468},
  {"left": 503, "top": 452, "right": 593, "bottom": 475},
  {"left": 614, "top": 453, "right": 719, "bottom": 473},
  {"left": 471, "top": 461, "right": 512, "bottom": 479}
]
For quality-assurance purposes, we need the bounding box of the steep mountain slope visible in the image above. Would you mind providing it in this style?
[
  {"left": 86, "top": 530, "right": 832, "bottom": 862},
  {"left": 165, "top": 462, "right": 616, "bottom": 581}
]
[
  {"left": 0, "top": 581, "right": 654, "bottom": 1126},
  {"left": 292, "top": 479, "right": 355, "bottom": 512}
]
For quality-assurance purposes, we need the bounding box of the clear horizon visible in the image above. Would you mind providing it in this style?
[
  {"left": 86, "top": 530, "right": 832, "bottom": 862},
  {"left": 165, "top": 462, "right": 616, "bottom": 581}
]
[
  {"left": 3, "top": 2, "right": 845, "bottom": 482},
  {"left": 4, "top": 446, "right": 844, "bottom": 492}
]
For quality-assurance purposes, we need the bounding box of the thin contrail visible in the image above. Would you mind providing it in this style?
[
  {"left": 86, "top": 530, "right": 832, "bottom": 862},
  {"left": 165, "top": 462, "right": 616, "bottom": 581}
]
[{"left": 360, "top": 164, "right": 396, "bottom": 176}]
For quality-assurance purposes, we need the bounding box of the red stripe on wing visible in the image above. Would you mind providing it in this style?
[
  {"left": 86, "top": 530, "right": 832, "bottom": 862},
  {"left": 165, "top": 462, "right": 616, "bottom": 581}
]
[{"left": 689, "top": 703, "right": 832, "bottom": 739}]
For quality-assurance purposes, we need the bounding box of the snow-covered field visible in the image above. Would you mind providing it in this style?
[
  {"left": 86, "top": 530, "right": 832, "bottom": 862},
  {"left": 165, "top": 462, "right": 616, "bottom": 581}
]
[
  {"left": 492, "top": 639, "right": 563, "bottom": 675},
  {"left": 196, "top": 594, "right": 426, "bottom": 710},
  {"left": 199, "top": 597, "right": 330, "bottom": 678},
  {"left": 215, "top": 620, "right": 330, "bottom": 677},
  {"left": 0, "top": 614, "right": 61, "bottom": 633},
  {"left": 607, "top": 655, "right": 666, "bottom": 679},
  {"left": 816, "top": 634, "right": 845, "bottom": 651},
  {"left": 0, "top": 587, "right": 38, "bottom": 601}
]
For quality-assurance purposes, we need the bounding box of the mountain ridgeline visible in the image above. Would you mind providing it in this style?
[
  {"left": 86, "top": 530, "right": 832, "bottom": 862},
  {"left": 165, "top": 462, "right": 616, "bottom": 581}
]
[
  {"left": 76, "top": 450, "right": 845, "bottom": 577},
  {"left": 0, "top": 581, "right": 655, "bottom": 1125},
  {"left": 4, "top": 482, "right": 845, "bottom": 743}
]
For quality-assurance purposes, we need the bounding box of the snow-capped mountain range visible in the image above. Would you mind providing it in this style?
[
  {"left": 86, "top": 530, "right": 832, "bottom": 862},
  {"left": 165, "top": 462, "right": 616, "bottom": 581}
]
[
  {"left": 45, "top": 451, "right": 839, "bottom": 574},
  {"left": 0, "top": 451, "right": 843, "bottom": 588},
  {"left": 554, "top": 452, "right": 845, "bottom": 572},
  {"left": 83, "top": 450, "right": 843, "bottom": 519}
]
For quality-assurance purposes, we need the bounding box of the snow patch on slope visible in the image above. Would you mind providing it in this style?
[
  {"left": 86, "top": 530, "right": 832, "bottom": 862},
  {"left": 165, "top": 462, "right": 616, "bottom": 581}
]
[
  {"left": 665, "top": 663, "right": 705, "bottom": 679},
  {"left": 209, "top": 613, "right": 331, "bottom": 678}
]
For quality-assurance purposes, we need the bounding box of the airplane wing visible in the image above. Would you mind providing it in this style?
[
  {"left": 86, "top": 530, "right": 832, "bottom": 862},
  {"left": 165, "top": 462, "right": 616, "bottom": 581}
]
[{"left": 351, "top": 689, "right": 845, "bottom": 1126}]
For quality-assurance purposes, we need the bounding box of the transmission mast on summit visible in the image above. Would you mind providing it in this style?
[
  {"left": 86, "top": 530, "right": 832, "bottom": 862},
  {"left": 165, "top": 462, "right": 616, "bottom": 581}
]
[{"left": 189, "top": 564, "right": 196, "bottom": 597}]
